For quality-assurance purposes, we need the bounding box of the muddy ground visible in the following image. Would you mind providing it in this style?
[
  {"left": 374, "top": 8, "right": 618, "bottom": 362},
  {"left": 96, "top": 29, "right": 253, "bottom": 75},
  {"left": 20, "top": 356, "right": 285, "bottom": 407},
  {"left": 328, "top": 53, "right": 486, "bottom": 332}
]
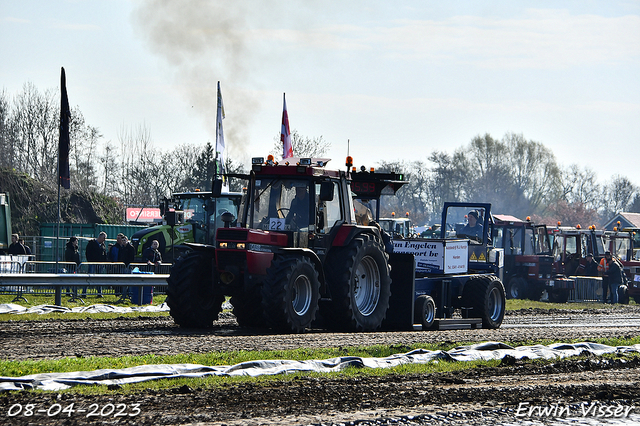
[{"left": 2, "top": 305, "right": 640, "bottom": 425}]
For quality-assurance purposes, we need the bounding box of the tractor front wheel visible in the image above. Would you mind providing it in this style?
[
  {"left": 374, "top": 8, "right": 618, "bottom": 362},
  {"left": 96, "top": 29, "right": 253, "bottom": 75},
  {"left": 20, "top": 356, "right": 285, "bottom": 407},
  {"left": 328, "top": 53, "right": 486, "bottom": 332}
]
[
  {"left": 166, "top": 251, "right": 223, "bottom": 328},
  {"left": 261, "top": 256, "right": 320, "bottom": 333},
  {"left": 507, "top": 277, "right": 526, "bottom": 299}
]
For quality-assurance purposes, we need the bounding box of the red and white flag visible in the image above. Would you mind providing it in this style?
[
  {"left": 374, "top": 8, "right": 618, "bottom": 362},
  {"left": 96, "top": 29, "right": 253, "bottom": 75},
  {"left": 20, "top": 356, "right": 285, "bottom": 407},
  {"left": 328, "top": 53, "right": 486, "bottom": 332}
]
[{"left": 281, "top": 93, "right": 293, "bottom": 159}]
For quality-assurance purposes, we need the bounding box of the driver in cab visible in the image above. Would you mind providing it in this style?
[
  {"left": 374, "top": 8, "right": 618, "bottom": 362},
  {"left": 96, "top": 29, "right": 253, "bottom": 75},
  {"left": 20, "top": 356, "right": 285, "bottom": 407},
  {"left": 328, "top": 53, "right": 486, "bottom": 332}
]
[
  {"left": 458, "top": 210, "right": 483, "bottom": 242},
  {"left": 286, "top": 186, "right": 309, "bottom": 229}
]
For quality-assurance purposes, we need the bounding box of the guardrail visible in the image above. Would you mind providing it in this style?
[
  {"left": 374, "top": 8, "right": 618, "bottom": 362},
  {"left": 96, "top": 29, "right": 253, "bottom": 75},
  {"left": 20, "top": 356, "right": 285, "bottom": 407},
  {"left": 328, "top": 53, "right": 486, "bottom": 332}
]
[{"left": 0, "top": 273, "right": 169, "bottom": 305}]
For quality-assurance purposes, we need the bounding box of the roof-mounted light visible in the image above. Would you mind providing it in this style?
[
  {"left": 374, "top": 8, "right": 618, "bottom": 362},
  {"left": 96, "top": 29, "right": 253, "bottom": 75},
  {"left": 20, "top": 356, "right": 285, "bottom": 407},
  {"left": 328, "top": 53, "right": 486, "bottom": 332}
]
[
  {"left": 300, "top": 158, "right": 312, "bottom": 166},
  {"left": 252, "top": 157, "right": 264, "bottom": 165},
  {"left": 346, "top": 156, "right": 353, "bottom": 168}
]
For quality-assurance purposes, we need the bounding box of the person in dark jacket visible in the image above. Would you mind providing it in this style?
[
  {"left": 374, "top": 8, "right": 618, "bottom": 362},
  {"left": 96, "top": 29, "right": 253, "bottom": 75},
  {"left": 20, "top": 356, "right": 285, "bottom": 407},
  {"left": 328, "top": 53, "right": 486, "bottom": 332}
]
[
  {"left": 86, "top": 232, "right": 107, "bottom": 263},
  {"left": 85, "top": 232, "right": 107, "bottom": 296},
  {"left": 143, "top": 240, "right": 163, "bottom": 266},
  {"left": 575, "top": 253, "right": 599, "bottom": 277},
  {"left": 119, "top": 235, "right": 135, "bottom": 266},
  {"left": 604, "top": 252, "right": 623, "bottom": 304},
  {"left": 8, "top": 233, "right": 26, "bottom": 255},
  {"left": 64, "top": 236, "right": 81, "bottom": 266}
]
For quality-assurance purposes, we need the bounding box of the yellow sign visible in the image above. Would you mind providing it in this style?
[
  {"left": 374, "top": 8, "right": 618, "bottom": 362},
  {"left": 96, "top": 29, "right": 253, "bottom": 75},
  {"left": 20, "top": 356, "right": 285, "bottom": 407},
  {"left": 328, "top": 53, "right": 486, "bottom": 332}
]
[
  {"left": 470, "top": 252, "right": 478, "bottom": 261},
  {"left": 479, "top": 252, "right": 486, "bottom": 261}
]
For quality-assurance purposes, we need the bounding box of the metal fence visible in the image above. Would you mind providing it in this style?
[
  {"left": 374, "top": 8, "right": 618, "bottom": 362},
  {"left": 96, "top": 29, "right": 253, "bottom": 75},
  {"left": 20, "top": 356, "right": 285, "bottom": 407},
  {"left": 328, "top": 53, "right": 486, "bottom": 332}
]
[
  {"left": 568, "top": 276, "right": 602, "bottom": 302},
  {"left": 0, "top": 259, "right": 171, "bottom": 303}
]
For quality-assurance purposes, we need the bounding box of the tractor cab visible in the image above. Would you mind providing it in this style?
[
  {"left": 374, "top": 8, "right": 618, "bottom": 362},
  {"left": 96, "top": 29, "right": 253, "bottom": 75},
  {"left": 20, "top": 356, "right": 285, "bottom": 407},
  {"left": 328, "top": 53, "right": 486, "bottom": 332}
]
[{"left": 378, "top": 213, "right": 413, "bottom": 239}]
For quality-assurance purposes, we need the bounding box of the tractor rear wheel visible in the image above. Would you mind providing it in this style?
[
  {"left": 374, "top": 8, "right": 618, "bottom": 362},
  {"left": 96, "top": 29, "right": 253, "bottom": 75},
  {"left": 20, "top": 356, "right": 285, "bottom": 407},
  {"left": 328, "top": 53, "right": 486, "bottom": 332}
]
[
  {"left": 323, "top": 233, "right": 391, "bottom": 331},
  {"left": 166, "top": 251, "right": 223, "bottom": 328},
  {"left": 463, "top": 276, "right": 505, "bottom": 329},
  {"left": 261, "top": 256, "right": 320, "bottom": 333},
  {"left": 414, "top": 295, "right": 436, "bottom": 330}
]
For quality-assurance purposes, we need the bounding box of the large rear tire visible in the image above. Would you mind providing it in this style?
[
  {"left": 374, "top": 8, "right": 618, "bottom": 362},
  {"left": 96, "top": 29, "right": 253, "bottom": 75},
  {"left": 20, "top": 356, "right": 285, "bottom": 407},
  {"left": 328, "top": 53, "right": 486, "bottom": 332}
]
[
  {"left": 463, "top": 276, "right": 505, "bottom": 329},
  {"left": 261, "top": 256, "right": 320, "bottom": 333},
  {"left": 166, "top": 251, "right": 223, "bottom": 328},
  {"left": 323, "top": 233, "right": 391, "bottom": 331}
]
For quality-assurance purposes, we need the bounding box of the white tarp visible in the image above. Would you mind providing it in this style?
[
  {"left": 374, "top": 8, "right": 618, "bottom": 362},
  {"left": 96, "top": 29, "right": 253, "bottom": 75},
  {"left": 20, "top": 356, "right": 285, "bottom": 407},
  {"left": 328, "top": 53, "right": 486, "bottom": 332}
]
[
  {"left": 1, "top": 341, "right": 638, "bottom": 392},
  {"left": 0, "top": 303, "right": 170, "bottom": 315}
]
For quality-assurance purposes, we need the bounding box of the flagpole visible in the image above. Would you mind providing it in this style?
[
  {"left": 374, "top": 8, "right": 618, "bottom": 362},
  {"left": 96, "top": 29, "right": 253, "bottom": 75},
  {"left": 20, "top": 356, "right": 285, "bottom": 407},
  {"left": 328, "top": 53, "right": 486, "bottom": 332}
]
[{"left": 55, "top": 67, "right": 71, "bottom": 306}]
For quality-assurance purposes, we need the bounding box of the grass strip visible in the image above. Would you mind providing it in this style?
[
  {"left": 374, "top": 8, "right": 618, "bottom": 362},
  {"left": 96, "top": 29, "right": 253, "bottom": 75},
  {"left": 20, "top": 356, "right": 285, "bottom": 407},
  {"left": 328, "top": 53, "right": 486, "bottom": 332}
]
[{"left": 2, "top": 336, "right": 640, "bottom": 395}]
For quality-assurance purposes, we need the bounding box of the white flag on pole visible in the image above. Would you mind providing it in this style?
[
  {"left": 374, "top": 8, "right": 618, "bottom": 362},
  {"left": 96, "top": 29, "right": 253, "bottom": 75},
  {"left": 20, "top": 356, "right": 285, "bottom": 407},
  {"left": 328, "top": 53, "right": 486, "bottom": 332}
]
[{"left": 216, "top": 81, "right": 228, "bottom": 190}]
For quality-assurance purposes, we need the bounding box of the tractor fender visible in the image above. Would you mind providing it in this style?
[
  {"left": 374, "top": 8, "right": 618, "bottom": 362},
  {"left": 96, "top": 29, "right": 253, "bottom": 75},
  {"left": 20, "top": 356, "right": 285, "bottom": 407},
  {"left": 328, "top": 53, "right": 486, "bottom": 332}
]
[
  {"left": 278, "top": 247, "right": 327, "bottom": 294},
  {"left": 184, "top": 242, "right": 216, "bottom": 252},
  {"left": 331, "top": 224, "right": 382, "bottom": 248}
]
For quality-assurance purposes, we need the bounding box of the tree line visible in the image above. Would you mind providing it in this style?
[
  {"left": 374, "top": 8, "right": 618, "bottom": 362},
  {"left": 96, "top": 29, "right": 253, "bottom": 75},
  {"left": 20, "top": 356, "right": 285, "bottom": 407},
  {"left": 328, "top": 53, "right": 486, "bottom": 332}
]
[{"left": 0, "top": 82, "right": 637, "bottom": 231}]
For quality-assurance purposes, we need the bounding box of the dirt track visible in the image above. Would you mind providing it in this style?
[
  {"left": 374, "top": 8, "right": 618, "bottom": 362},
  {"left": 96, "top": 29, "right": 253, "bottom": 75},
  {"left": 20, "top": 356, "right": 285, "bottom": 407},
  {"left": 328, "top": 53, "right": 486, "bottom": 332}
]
[{"left": 2, "top": 305, "right": 640, "bottom": 425}]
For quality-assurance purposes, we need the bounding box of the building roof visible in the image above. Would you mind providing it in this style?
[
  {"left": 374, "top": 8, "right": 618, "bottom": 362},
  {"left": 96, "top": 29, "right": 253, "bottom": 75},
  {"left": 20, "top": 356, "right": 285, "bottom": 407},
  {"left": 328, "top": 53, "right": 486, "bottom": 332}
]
[{"left": 603, "top": 212, "right": 640, "bottom": 230}]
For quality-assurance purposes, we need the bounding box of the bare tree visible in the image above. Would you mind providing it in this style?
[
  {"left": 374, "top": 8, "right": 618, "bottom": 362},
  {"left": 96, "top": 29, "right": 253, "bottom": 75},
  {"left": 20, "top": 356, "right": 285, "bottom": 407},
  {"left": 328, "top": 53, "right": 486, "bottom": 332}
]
[
  {"left": 601, "top": 175, "right": 636, "bottom": 217},
  {"left": 270, "top": 130, "right": 331, "bottom": 159}
]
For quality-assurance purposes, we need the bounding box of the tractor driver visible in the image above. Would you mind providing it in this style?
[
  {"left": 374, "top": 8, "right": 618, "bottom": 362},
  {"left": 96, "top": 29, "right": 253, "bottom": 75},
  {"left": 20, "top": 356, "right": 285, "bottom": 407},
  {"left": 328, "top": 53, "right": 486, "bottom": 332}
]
[
  {"left": 286, "top": 186, "right": 309, "bottom": 230},
  {"left": 458, "top": 210, "right": 483, "bottom": 242}
]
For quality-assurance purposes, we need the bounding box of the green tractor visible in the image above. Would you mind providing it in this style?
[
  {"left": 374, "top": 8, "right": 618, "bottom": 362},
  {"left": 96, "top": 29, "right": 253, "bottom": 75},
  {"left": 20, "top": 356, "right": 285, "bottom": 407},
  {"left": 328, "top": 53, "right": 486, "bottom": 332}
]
[{"left": 131, "top": 191, "right": 243, "bottom": 263}]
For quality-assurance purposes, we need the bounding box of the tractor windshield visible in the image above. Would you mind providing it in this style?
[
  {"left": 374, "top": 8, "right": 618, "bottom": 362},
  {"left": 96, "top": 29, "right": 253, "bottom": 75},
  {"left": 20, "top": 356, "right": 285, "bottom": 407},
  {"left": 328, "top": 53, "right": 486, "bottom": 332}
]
[
  {"left": 249, "top": 178, "right": 311, "bottom": 231},
  {"left": 179, "top": 197, "right": 206, "bottom": 223}
]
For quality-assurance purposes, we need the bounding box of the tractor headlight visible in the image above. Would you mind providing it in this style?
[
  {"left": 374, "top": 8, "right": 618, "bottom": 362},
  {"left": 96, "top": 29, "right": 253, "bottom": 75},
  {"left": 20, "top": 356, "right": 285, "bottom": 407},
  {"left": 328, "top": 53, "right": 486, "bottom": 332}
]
[
  {"left": 236, "top": 243, "right": 245, "bottom": 250},
  {"left": 219, "top": 242, "right": 228, "bottom": 248}
]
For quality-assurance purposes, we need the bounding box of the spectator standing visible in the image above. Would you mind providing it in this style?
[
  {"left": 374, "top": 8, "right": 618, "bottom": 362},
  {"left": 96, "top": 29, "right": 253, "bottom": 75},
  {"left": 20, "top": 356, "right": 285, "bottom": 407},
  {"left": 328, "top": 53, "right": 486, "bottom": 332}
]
[
  {"left": 598, "top": 253, "right": 610, "bottom": 303},
  {"left": 143, "top": 240, "right": 163, "bottom": 266},
  {"left": 119, "top": 235, "right": 135, "bottom": 267},
  {"left": 604, "top": 252, "right": 624, "bottom": 304},
  {"left": 8, "top": 233, "right": 26, "bottom": 255},
  {"left": 64, "top": 237, "right": 80, "bottom": 268},
  {"left": 575, "top": 253, "right": 599, "bottom": 277},
  {"left": 108, "top": 233, "right": 124, "bottom": 262},
  {"left": 64, "top": 236, "right": 81, "bottom": 295},
  {"left": 18, "top": 238, "right": 32, "bottom": 256},
  {"left": 85, "top": 231, "right": 107, "bottom": 296}
]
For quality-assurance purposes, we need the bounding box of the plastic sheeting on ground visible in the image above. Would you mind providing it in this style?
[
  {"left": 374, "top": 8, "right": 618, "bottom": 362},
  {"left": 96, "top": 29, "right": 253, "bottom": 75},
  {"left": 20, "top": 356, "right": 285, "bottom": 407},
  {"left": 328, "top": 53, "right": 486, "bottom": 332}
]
[
  {"left": 0, "top": 303, "right": 170, "bottom": 315},
  {"left": 1, "top": 341, "right": 639, "bottom": 392}
]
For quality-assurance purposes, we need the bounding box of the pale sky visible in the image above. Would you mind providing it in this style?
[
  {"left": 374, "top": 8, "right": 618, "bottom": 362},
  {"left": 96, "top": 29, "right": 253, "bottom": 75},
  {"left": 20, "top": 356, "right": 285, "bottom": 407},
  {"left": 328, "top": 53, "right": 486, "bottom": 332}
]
[{"left": 2, "top": 1, "right": 639, "bottom": 185}]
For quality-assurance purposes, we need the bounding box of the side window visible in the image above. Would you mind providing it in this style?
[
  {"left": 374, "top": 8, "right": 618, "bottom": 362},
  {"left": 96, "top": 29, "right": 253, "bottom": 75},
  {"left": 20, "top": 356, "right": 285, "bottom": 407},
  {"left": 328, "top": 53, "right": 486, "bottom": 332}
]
[
  {"left": 493, "top": 227, "right": 504, "bottom": 249},
  {"left": 324, "top": 181, "right": 342, "bottom": 229},
  {"left": 524, "top": 228, "right": 535, "bottom": 255},
  {"left": 552, "top": 235, "right": 563, "bottom": 262}
]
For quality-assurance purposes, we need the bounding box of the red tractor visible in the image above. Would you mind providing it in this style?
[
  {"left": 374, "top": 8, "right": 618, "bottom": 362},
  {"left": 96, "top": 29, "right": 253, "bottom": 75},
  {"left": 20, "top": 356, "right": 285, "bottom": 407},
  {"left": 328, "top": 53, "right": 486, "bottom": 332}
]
[
  {"left": 548, "top": 224, "right": 605, "bottom": 302},
  {"left": 167, "top": 157, "right": 405, "bottom": 332},
  {"left": 492, "top": 215, "right": 552, "bottom": 301}
]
